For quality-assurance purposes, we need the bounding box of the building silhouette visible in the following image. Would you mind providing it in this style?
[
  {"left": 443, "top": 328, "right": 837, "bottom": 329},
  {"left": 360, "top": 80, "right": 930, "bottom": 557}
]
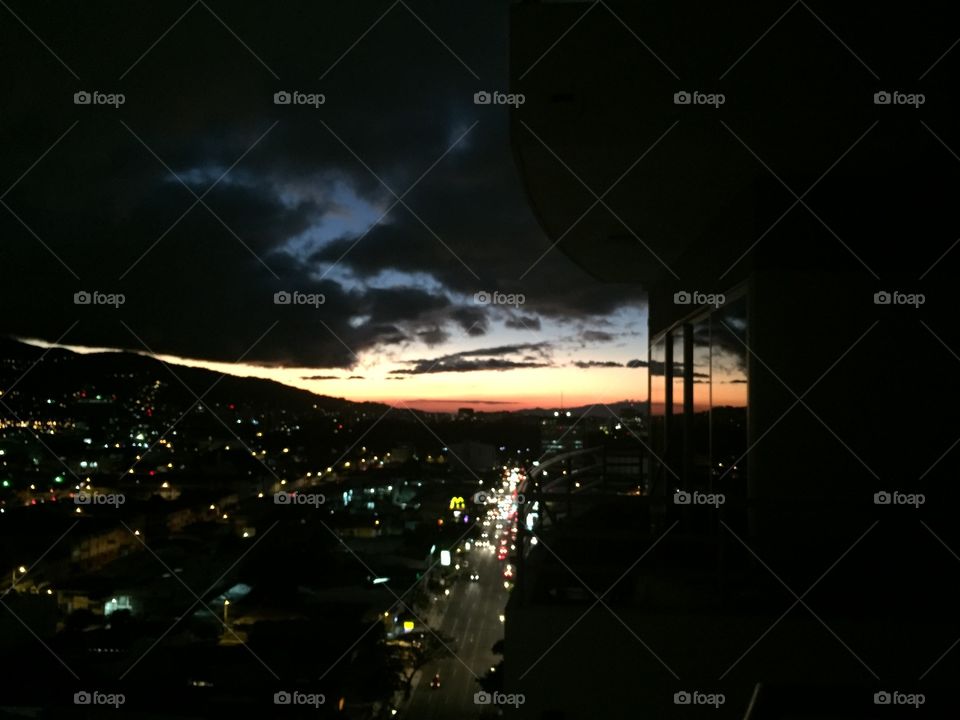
[{"left": 506, "top": 1, "right": 960, "bottom": 717}]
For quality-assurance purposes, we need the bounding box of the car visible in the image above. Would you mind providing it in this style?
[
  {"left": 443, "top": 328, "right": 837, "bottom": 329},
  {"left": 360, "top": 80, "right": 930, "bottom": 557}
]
[
  {"left": 430, "top": 674, "right": 441, "bottom": 689},
  {"left": 470, "top": 572, "right": 480, "bottom": 581}
]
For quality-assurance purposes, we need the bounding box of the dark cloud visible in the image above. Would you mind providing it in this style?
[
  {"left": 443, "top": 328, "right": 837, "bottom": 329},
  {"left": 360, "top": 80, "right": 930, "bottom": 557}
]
[
  {"left": 626, "top": 359, "right": 647, "bottom": 368},
  {"left": 505, "top": 315, "right": 542, "bottom": 331},
  {"left": 582, "top": 330, "right": 616, "bottom": 343},
  {"left": 304, "top": 373, "right": 365, "bottom": 380},
  {"left": 392, "top": 358, "right": 549, "bottom": 375},
  {"left": 416, "top": 325, "right": 450, "bottom": 346},
  {"left": 573, "top": 360, "right": 623, "bottom": 368},
  {"left": 405, "top": 399, "right": 520, "bottom": 405},
  {"left": 449, "top": 307, "right": 489, "bottom": 337},
  {"left": 455, "top": 343, "right": 550, "bottom": 358},
  {"left": 360, "top": 287, "right": 450, "bottom": 324},
  {"left": 392, "top": 341, "right": 552, "bottom": 375},
  {"left": 0, "top": 1, "right": 645, "bottom": 369}
]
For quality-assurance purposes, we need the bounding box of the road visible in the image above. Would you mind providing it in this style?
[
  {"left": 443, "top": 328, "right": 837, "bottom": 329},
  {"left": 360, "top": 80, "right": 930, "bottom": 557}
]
[{"left": 402, "top": 543, "right": 507, "bottom": 719}]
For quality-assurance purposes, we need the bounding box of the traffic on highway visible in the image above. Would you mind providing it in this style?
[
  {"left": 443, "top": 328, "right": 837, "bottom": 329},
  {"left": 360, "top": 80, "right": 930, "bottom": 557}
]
[{"left": 400, "top": 467, "right": 525, "bottom": 719}]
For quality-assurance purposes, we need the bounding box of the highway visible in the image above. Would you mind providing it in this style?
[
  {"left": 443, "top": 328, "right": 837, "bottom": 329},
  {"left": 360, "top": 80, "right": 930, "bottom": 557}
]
[{"left": 401, "top": 538, "right": 509, "bottom": 719}]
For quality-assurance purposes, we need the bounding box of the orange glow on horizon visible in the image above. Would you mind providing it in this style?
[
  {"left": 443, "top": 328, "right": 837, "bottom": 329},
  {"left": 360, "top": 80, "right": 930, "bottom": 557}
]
[{"left": 16, "top": 337, "right": 649, "bottom": 413}]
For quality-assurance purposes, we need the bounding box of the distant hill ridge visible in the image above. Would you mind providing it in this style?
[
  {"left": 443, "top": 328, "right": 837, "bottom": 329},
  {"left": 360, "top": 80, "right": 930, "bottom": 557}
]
[{"left": 0, "top": 337, "right": 389, "bottom": 415}]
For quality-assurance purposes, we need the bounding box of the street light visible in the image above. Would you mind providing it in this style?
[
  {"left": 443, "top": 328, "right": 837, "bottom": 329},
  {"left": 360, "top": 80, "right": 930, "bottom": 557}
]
[
  {"left": 11, "top": 565, "right": 27, "bottom": 588},
  {"left": 223, "top": 599, "right": 230, "bottom": 623}
]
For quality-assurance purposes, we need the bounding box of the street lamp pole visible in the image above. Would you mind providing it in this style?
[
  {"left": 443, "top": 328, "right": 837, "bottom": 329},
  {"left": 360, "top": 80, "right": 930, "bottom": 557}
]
[{"left": 11, "top": 565, "right": 26, "bottom": 589}]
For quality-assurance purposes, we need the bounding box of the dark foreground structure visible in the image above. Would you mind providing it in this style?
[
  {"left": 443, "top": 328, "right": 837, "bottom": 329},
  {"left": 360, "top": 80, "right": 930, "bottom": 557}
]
[{"left": 507, "top": 1, "right": 960, "bottom": 717}]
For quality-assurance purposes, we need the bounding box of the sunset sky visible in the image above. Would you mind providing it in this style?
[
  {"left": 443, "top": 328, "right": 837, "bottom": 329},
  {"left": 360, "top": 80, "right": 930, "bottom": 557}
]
[
  {"left": 20, "top": 301, "right": 648, "bottom": 412},
  {"left": 2, "top": 2, "right": 650, "bottom": 411},
  {"left": 0, "top": 2, "right": 647, "bottom": 410}
]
